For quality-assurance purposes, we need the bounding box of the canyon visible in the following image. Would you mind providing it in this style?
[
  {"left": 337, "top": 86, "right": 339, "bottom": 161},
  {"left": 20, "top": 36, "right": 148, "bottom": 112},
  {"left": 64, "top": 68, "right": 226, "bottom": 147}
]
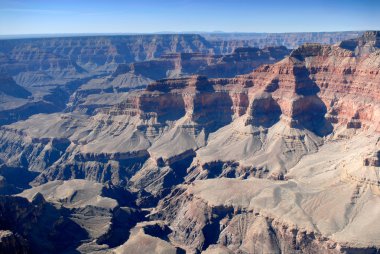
[{"left": 0, "top": 31, "right": 379, "bottom": 253}]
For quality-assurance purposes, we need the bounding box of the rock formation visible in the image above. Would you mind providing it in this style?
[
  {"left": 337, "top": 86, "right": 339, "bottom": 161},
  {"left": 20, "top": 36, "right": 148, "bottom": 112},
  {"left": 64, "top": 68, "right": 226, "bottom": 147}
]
[
  {"left": 127, "top": 46, "right": 290, "bottom": 80},
  {"left": 0, "top": 34, "right": 213, "bottom": 125},
  {"left": 0, "top": 179, "right": 143, "bottom": 253},
  {"left": 67, "top": 46, "right": 289, "bottom": 115},
  {"left": 0, "top": 31, "right": 379, "bottom": 253},
  {"left": 205, "top": 31, "right": 363, "bottom": 53}
]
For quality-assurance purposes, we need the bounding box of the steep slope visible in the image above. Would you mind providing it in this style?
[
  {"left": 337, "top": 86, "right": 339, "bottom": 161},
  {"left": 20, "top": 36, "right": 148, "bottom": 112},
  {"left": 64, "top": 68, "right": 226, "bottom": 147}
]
[
  {"left": 0, "top": 73, "right": 66, "bottom": 125},
  {"left": 0, "top": 74, "right": 31, "bottom": 99},
  {"left": 68, "top": 72, "right": 153, "bottom": 114}
]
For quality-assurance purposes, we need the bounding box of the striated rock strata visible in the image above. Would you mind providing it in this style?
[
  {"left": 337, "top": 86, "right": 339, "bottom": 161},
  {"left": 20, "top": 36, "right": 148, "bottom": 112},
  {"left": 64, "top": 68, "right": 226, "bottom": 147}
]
[{"left": 0, "top": 31, "right": 379, "bottom": 253}]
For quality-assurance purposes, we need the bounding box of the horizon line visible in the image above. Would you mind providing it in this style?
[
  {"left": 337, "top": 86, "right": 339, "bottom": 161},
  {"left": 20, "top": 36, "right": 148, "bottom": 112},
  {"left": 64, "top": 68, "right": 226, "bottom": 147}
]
[{"left": 0, "top": 30, "right": 371, "bottom": 40}]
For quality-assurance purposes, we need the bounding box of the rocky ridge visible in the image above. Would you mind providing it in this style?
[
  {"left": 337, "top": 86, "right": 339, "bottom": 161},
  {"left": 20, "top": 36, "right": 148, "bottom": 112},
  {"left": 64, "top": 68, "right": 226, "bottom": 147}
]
[{"left": 205, "top": 31, "right": 363, "bottom": 53}]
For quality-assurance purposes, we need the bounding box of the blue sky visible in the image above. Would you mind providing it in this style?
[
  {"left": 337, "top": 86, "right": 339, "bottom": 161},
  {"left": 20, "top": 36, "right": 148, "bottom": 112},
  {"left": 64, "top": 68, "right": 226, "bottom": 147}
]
[{"left": 0, "top": 0, "right": 379, "bottom": 35}]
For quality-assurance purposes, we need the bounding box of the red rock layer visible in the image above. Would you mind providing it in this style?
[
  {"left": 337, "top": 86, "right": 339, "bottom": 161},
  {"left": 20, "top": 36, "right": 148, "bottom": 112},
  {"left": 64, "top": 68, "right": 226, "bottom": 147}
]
[{"left": 102, "top": 32, "right": 380, "bottom": 134}]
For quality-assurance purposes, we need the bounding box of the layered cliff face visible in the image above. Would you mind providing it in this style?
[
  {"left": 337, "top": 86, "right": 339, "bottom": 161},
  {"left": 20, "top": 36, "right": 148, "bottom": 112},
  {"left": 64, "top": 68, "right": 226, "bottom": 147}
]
[
  {"left": 0, "top": 34, "right": 213, "bottom": 76},
  {"left": 0, "top": 32, "right": 363, "bottom": 126},
  {"left": 128, "top": 46, "right": 290, "bottom": 80},
  {"left": 0, "top": 32, "right": 379, "bottom": 186},
  {"left": 206, "top": 31, "right": 363, "bottom": 53},
  {"left": 0, "top": 32, "right": 379, "bottom": 253},
  {"left": 0, "top": 35, "right": 290, "bottom": 125},
  {"left": 0, "top": 34, "right": 213, "bottom": 99},
  {"left": 148, "top": 32, "right": 380, "bottom": 253},
  {"left": 68, "top": 72, "right": 153, "bottom": 114},
  {"left": 0, "top": 34, "right": 214, "bottom": 125},
  {"left": 67, "top": 46, "right": 289, "bottom": 115}
]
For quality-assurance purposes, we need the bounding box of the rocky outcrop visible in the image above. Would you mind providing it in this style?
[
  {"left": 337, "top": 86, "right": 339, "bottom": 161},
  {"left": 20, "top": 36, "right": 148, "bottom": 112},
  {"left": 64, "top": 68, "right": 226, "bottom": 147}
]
[
  {"left": 114, "top": 221, "right": 185, "bottom": 254},
  {"left": 363, "top": 151, "right": 380, "bottom": 167},
  {"left": 199, "top": 46, "right": 290, "bottom": 78},
  {"left": 0, "top": 194, "right": 87, "bottom": 253},
  {"left": 0, "top": 179, "right": 144, "bottom": 253},
  {"left": 152, "top": 134, "right": 380, "bottom": 253},
  {"left": 0, "top": 230, "right": 28, "bottom": 254},
  {"left": 68, "top": 72, "right": 153, "bottom": 114},
  {"left": 339, "top": 30, "right": 380, "bottom": 56}
]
